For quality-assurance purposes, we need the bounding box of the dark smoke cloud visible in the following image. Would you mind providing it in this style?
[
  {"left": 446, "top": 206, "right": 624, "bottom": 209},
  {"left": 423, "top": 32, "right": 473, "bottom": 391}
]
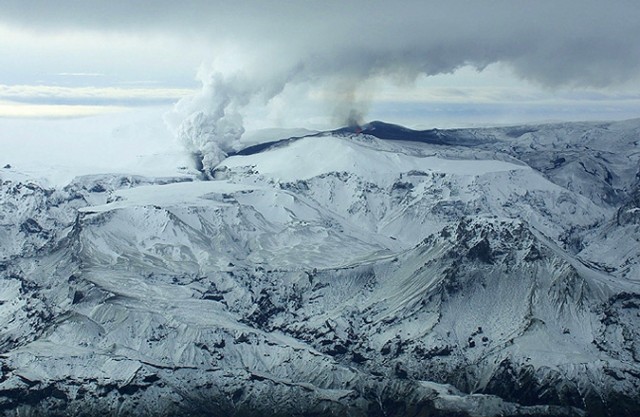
[{"left": 4, "top": 1, "right": 639, "bottom": 168}]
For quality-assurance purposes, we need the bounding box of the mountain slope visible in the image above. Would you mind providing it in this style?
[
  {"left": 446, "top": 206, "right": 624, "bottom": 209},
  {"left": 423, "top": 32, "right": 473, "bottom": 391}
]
[{"left": 1, "top": 120, "right": 639, "bottom": 416}]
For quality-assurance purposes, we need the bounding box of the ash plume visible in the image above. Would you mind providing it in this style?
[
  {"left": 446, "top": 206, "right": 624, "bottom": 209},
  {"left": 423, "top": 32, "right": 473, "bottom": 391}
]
[
  {"left": 345, "top": 109, "right": 364, "bottom": 129},
  {"left": 329, "top": 77, "right": 374, "bottom": 129},
  {"left": 141, "top": 0, "right": 640, "bottom": 172}
]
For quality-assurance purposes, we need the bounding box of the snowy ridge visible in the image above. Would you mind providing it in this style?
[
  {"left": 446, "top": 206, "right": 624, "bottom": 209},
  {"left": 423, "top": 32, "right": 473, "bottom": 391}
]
[{"left": 1, "top": 120, "right": 640, "bottom": 416}]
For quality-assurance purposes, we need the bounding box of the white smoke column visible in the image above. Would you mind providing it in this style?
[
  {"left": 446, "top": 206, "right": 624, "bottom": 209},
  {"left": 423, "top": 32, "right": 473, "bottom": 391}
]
[
  {"left": 166, "top": 70, "right": 251, "bottom": 174},
  {"left": 166, "top": 61, "right": 298, "bottom": 175}
]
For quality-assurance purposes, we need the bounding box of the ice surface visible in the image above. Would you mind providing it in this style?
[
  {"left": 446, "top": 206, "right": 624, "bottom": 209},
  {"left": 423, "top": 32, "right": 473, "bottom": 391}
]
[
  {"left": 1, "top": 118, "right": 639, "bottom": 416},
  {"left": 0, "top": 107, "right": 192, "bottom": 186}
]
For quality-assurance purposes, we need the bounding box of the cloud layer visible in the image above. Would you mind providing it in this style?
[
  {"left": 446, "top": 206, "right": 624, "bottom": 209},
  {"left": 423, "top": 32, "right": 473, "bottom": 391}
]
[
  {"left": 0, "top": 85, "right": 194, "bottom": 106},
  {"left": 3, "top": 1, "right": 639, "bottom": 168},
  {"left": 2, "top": 1, "right": 638, "bottom": 88}
]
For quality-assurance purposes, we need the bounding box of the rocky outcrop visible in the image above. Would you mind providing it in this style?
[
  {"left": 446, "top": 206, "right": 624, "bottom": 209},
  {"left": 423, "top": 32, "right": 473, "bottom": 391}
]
[{"left": 1, "top": 121, "right": 639, "bottom": 416}]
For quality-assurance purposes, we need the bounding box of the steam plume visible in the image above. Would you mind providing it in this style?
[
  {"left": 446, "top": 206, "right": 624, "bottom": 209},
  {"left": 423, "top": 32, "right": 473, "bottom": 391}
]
[{"left": 148, "top": 1, "right": 640, "bottom": 173}]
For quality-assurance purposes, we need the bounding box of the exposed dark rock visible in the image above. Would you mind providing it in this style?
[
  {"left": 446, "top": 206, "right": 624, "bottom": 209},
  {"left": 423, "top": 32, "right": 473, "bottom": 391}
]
[
  {"left": 19, "top": 218, "right": 43, "bottom": 234},
  {"left": 467, "top": 237, "right": 494, "bottom": 264}
]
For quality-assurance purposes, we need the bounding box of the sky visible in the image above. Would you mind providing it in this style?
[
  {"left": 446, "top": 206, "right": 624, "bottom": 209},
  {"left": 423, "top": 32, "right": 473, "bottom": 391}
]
[{"left": 0, "top": 0, "right": 639, "bottom": 161}]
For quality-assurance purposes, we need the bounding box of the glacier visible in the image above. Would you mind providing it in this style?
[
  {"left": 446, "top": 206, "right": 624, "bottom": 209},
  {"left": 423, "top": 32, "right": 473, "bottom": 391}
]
[{"left": 1, "top": 119, "right": 639, "bottom": 416}]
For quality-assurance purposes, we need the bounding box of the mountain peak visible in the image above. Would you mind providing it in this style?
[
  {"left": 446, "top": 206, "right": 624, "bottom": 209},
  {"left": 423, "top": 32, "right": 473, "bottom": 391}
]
[{"left": 2, "top": 118, "right": 640, "bottom": 416}]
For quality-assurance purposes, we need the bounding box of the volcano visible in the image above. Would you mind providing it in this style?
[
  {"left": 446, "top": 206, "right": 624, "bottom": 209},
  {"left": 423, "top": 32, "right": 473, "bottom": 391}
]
[{"left": 1, "top": 119, "right": 640, "bottom": 416}]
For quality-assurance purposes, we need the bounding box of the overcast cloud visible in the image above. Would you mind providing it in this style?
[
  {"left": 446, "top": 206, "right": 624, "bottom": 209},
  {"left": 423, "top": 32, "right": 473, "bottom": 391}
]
[
  {"left": 2, "top": 0, "right": 639, "bottom": 87},
  {"left": 1, "top": 1, "right": 639, "bottom": 166}
]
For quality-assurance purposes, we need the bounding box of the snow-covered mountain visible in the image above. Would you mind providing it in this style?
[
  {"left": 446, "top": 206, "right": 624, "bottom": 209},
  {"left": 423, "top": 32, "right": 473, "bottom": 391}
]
[{"left": 1, "top": 119, "right": 639, "bottom": 416}]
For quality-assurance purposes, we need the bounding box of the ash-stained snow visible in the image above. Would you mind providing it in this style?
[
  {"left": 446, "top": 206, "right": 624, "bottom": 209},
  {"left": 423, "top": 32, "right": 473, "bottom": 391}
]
[{"left": 1, "top": 119, "right": 639, "bottom": 416}]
